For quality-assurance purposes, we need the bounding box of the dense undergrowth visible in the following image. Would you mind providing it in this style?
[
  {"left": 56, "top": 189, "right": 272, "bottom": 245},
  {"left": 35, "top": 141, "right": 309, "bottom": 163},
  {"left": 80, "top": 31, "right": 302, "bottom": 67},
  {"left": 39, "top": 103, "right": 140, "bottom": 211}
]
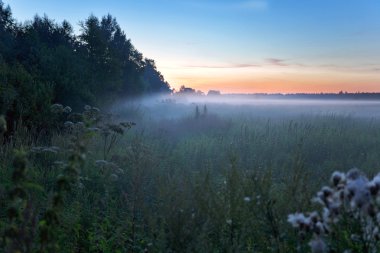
[{"left": 1, "top": 102, "right": 380, "bottom": 252}]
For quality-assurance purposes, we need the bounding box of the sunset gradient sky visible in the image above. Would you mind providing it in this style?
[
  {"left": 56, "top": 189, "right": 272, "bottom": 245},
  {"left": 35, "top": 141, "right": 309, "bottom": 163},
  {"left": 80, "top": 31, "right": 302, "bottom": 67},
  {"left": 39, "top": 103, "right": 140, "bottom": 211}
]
[{"left": 5, "top": 0, "right": 380, "bottom": 93}]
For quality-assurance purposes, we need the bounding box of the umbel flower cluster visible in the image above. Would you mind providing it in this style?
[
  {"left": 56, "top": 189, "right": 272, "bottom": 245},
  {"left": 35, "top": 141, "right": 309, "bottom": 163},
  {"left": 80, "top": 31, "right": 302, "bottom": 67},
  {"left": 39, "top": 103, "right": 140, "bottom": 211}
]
[{"left": 288, "top": 169, "right": 380, "bottom": 253}]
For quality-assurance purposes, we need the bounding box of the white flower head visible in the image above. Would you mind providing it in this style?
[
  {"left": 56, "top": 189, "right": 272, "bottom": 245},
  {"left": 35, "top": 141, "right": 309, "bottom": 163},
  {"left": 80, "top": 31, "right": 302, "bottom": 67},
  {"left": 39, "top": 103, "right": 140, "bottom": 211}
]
[
  {"left": 331, "top": 171, "right": 346, "bottom": 187},
  {"left": 243, "top": 196, "right": 251, "bottom": 202}
]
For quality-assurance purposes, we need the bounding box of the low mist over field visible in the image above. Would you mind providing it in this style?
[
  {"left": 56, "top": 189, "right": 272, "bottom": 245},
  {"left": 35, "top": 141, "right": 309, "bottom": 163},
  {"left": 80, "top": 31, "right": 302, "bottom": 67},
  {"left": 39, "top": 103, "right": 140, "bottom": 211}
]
[{"left": 114, "top": 94, "right": 380, "bottom": 122}]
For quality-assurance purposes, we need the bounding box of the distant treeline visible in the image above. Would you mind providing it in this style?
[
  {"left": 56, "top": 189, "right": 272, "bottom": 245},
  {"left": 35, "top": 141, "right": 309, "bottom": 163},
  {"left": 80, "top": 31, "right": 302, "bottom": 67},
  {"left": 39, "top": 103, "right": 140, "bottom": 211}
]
[
  {"left": 224, "top": 92, "right": 380, "bottom": 100},
  {"left": 0, "top": 1, "right": 171, "bottom": 129},
  {"left": 176, "top": 86, "right": 380, "bottom": 100}
]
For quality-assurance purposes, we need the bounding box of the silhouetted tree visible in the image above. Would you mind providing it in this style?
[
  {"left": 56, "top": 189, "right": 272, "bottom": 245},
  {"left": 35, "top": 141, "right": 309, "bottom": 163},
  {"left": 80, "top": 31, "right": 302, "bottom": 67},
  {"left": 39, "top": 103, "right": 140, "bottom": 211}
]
[
  {"left": 142, "top": 58, "right": 171, "bottom": 93},
  {"left": 178, "top": 85, "right": 196, "bottom": 94},
  {"left": 207, "top": 90, "right": 221, "bottom": 96},
  {"left": 0, "top": 2, "right": 172, "bottom": 130}
]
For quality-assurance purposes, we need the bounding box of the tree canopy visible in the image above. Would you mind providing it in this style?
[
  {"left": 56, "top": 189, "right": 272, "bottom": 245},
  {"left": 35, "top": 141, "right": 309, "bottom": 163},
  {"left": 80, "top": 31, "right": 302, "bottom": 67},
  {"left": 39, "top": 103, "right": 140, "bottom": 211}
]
[{"left": 0, "top": 1, "right": 171, "bottom": 129}]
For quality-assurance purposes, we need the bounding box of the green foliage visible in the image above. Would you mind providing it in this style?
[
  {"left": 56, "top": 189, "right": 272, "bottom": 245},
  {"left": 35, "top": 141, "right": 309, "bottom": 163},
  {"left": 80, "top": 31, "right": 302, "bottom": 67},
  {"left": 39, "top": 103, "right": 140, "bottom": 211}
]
[
  {"left": 2, "top": 106, "right": 380, "bottom": 252},
  {"left": 1, "top": 2, "right": 380, "bottom": 252},
  {"left": 0, "top": 1, "right": 171, "bottom": 132},
  {"left": 288, "top": 169, "right": 380, "bottom": 252}
]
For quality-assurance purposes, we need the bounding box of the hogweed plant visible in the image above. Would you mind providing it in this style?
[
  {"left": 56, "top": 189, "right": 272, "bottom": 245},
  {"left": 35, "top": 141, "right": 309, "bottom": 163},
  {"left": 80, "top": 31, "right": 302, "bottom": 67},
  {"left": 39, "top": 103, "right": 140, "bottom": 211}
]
[
  {"left": 1, "top": 150, "right": 35, "bottom": 253},
  {"left": 38, "top": 104, "right": 130, "bottom": 252},
  {"left": 1, "top": 104, "right": 134, "bottom": 252},
  {"left": 288, "top": 169, "right": 380, "bottom": 253}
]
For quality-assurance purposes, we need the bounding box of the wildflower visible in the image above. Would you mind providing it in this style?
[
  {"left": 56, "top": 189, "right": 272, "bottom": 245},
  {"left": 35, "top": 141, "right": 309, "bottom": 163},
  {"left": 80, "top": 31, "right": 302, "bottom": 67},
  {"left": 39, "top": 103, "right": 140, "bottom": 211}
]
[
  {"left": 31, "top": 146, "right": 44, "bottom": 153},
  {"left": 309, "top": 211, "right": 320, "bottom": 223},
  {"left": 287, "top": 213, "right": 309, "bottom": 228},
  {"left": 243, "top": 196, "right": 251, "bottom": 202},
  {"left": 322, "top": 186, "right": 333, "bottom": 197},
  {"left": 50, "top": 146, "right": 60, "bottom": 152},
  {"left": 309, "top": 237, "right": 327, "bottom": 253},
  {"left": 87, "top": 127, "right": 100, "bottom": 132},
  {"left": 51, "top": 104, "right": 63, "bottom": 113},
  {"left": 350, "top": 234, "right": 361, "bottom": 242},
  {"left": 346, "top": 168, "right": 362, "bottom": 181},
  {"left": 366, "top": 203, "right": 376, "bottom": 217},
  {"left": 62, "top": 106, "right": 72, "bottom": 113},
  {"left": 373, "top": 227, "right": 380, "bottom": 240},
  {"left": 372, "top": 173, "right": 380, "bottom": 186},
  {"left": 346, "top": 175, "right": 370, "bottom": 209},
  {"left": 95, "top": 160, "right": 108, "bottom": 167},
  {"left": 74, "top": 122, "right": 85, "bottom": 131},
  {"left": 314, "top": 221, "right": 325, "bottom": 235},
  {"left": 53, "top": 161, "right": 66, "bottom": 167},
  {"left": 42, "top": 147, "right": 58, "bottom": 154},
  {"left": 289, "top": 169, "right": 380, "bottom": 252},
  {"left": 90, "top": 107, "right": 100, "bottom": 113},
  {"left": 64, "top": 121, "right": 74, "bottom": 129},
  {"left": 226, "top": 219, "right": 232, "bottom": 225},
  {"left": 331, "top": 171, "right": 346, "bottom": 187},
  {"left": 314, "top": 187, "right": 334, "bottom": 207},
  {"left": 368, "top": 173, "right": 380, "bottom": 196}
]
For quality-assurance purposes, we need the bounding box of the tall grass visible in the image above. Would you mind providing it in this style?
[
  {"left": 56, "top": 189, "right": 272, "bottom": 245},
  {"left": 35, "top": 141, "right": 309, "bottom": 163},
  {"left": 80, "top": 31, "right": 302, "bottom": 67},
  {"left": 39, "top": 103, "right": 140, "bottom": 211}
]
[{"left": 1, "top": 105, "right": 380, "bottom": 252}]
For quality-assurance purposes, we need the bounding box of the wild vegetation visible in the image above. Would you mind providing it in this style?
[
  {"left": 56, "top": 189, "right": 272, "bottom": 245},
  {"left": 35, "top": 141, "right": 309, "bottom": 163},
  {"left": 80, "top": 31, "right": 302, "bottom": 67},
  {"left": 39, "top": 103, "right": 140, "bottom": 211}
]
[
  {"left": 1, "top": 96, "right": 380, "bottom": 252},
  {"left": 2, "top": 1, "right": 380, "bottom": 252},
  {"left": 0, "top": 2, "right": 170, "bottom": 132}
]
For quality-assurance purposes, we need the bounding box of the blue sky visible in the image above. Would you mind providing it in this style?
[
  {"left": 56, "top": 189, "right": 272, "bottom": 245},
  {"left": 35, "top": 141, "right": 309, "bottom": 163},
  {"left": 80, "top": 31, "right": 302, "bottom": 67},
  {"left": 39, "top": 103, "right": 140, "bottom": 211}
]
[{"left": 4, "top": 0, "right": 380, "bottom": 93}]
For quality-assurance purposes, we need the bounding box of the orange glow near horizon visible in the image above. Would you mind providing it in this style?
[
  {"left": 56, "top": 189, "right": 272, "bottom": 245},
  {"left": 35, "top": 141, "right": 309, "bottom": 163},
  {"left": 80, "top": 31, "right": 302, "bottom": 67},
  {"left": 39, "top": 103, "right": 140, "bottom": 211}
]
[{"left": 159, "top": 63, "right": 380, "bottom": 94}]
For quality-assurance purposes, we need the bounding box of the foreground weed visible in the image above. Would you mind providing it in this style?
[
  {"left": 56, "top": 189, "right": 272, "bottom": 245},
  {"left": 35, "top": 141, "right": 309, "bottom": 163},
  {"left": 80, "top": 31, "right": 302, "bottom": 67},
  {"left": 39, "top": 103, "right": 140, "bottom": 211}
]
[{"left": 289, "top": 169, "right": 380, "bottom": 253}]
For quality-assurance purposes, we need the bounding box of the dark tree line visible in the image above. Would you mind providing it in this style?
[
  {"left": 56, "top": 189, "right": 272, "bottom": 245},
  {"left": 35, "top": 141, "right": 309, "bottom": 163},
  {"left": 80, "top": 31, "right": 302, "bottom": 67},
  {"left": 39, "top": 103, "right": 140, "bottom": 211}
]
[{"left": 0, "top": 1, "right": 171, "bottom": 130}]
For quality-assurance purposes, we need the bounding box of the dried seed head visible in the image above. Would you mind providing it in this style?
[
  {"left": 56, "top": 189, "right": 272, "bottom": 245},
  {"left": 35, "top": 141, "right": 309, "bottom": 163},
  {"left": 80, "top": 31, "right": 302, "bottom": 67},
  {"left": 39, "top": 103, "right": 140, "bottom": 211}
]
[
  {"left": 309, "top": 237, "right": 327, "bottom": 253},
  {"left": 63, "top": 106, "right": 72, "bottom": 114},
  {"left": 310, "top": 211, "right": 320, "bottom": 224},
  {"left": 366, "top": 203, "right": 377, "bottom": 218},
  {"left": 51, "top": 103, "right": 64, "bottom": 113},
  {"left": 314, "top": 221, "right": 325, "bottom": 235},
  {"left": 322, "top": 186, "right": 333, "bottom": 198},
  {"left": 368, "top": 182, "right": 379, "bottom": 196},
  {"left": 331, "top": 171, "right": 346, "bottom": 187},
  {"left": 347, "top": 168, "right": 362, "bottom": 181}
]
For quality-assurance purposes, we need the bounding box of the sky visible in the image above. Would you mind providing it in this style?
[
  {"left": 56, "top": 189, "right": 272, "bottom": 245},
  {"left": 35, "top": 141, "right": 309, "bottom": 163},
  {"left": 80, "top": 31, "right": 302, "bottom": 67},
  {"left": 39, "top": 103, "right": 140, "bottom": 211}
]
[{"left": 4, "top": 0, "right": 380, "bottom": 93}]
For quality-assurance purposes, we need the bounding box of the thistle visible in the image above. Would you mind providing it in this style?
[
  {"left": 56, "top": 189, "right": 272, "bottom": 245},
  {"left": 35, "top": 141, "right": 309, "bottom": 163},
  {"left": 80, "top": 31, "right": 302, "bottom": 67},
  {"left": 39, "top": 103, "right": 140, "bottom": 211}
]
[{"left": 288, "top": 169, "right": 380, "bottom": 252}]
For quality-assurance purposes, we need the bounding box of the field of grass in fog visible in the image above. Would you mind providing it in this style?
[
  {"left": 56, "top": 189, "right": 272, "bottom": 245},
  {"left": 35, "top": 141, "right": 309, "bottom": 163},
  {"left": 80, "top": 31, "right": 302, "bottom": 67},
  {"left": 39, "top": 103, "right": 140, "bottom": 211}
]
[
  {"left": 0, "top": 96, "right": 380, "bottom": 252},
  {"left": 2, "top": 0, "right": 380, "bottom": 251},
  {"left": 2, "top": 96, "right": 380, "bottom": 252}
]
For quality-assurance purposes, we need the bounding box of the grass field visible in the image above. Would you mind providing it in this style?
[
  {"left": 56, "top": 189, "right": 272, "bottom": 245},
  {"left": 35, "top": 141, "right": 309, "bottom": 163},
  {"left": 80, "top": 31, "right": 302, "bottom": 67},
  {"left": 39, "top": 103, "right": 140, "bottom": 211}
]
[{"left": 1, "top": 97, "right": 380, "bottom": 252}]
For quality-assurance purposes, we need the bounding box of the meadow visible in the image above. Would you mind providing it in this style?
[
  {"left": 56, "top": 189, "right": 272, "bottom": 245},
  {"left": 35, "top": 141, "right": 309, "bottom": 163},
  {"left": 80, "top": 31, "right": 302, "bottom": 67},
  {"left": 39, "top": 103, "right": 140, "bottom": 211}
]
[{"left": 2, "top": 96, "right": 380, "bottom": 252}]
